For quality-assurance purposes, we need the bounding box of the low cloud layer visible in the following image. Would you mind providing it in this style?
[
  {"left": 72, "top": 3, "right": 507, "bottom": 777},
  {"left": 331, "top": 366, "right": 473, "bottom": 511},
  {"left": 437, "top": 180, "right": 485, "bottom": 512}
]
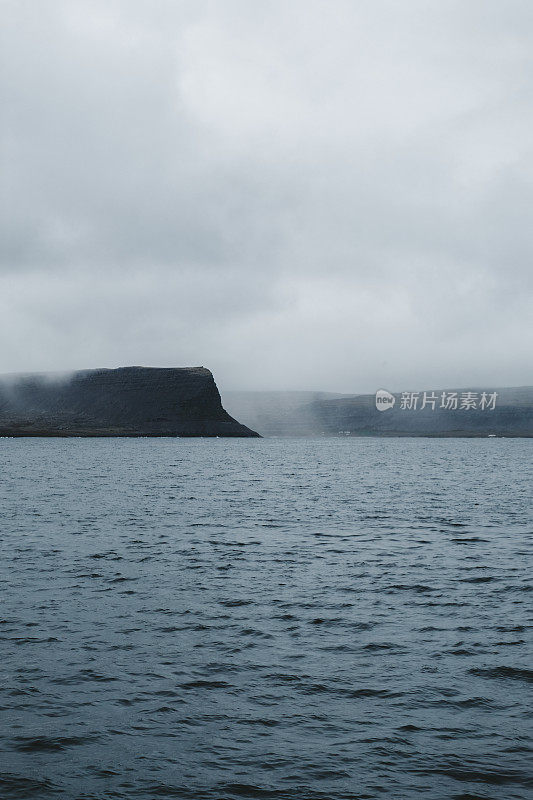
[{"left": 1, "top": 0, "right": 532, "bottom": 391}]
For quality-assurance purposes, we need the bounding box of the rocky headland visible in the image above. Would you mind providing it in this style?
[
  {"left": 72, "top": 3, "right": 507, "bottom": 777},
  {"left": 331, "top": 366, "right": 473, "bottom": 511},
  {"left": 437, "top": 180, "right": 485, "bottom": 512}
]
[{"left": 0, "top": 366, "right": 260, "bottom": 437}]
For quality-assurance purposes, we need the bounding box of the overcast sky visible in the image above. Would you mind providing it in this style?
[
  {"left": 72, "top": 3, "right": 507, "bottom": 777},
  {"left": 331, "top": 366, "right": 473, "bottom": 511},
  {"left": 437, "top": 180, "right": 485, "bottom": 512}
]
[{"left": 1, "top": 0, "right": 532, "bottom": 392}]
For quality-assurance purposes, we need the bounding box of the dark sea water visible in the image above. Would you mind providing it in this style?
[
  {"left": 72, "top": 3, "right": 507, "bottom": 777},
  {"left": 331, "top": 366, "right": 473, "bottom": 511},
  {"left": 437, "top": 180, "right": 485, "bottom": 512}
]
[{"left": 0, "top": 438, "right": 531, "bottom": 800}]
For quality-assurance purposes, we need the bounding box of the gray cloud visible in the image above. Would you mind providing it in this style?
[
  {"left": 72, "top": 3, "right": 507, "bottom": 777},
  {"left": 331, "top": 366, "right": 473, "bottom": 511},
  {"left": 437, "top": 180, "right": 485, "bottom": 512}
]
[{"left": 1, "top": 0, "right": 532, "bottom": 391}]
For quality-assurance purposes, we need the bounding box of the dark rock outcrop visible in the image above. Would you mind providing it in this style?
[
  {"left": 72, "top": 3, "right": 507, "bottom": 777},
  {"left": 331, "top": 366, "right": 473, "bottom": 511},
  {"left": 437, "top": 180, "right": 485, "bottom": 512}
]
[{"left": 0, "top": 366, "right": 260, "bottom": 437}]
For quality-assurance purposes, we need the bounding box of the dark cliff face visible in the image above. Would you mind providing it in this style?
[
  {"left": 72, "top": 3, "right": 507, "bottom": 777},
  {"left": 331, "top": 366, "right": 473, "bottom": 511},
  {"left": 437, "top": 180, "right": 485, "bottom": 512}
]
[{"left": 0, "top": 367, "right": 260, "bottom": 437}]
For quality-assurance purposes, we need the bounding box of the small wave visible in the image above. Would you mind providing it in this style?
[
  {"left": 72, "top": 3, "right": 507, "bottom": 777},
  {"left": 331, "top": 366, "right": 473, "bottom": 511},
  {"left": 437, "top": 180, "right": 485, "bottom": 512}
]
[
  {"left": 300, "top": 682, "right": 399, "bottom": 699},
  {"left": 420, "top": 764, "right": 531, "bottom": 787},
  {"left": 50, "top": 669, "right": 117, "bottom": 685},
  {"left": 217, "top": 784, "right": 282, "bottom": 798},
  {"left": 0, "top": 773, "right": 57, "bottom": 798},
  {"left": 469, "top": 666, "right": 533, "bottom": 683},
  {"left": 11, "top": 734, "right": 98, "bottom": 752},
  {"left": 450, "top": 537, "right": 490, "bottom": 544},
  {"left": 264, "top": 673, "right": 304, "bottom": 683},
  {"left": 418, "top": 696, "right": 505, "bottom": 710},
  {"left": 180, "top": 680, "right": 232, "bottom": 690},
  {"left": 388, "top": 584, "right": 435, "bottom": 593},
  {"left": 496, "top": 625, "right": 526, "bottom": 633},
  {"left": 220, "top": 599, "right": 254, "bottom": 607},
  {"left": 89, "top": 551, "right": 122, "bottom": 560},
  {"left": 6, "top": 636, "right": 59, "bottom": 645}
]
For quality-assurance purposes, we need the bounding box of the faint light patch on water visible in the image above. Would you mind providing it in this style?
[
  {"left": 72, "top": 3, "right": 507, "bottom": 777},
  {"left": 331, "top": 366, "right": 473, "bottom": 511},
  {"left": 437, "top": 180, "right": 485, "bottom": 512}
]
[{"left": 0, "top": 438, "right": 531, "bottom": 799}]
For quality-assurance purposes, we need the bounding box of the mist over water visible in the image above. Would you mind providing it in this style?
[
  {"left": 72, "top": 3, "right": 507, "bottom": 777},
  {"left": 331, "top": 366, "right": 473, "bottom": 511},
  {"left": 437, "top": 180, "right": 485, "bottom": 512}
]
[{"left": 0, "top": 438, "right": 531, "bottom": 799}]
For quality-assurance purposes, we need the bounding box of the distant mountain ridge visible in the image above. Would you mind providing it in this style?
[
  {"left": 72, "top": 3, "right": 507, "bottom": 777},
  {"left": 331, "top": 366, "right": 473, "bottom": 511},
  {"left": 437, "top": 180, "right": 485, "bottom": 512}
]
[
  {"left": 0, "top": 367, "right": 260, "bottom": 437},
  {"left": 224, "top": 387, "right": 533, "bottom": 437}
]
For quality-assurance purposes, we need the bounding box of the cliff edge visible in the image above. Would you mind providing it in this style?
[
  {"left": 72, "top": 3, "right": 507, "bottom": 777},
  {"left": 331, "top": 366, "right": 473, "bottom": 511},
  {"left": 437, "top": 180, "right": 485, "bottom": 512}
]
[{"left": 0, "top": 366, "right": 260, "bottom": 437}]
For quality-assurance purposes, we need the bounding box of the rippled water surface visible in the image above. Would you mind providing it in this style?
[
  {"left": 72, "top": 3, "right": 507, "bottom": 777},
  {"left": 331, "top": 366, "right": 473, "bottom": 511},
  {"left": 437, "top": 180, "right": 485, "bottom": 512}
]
[{"left": 0, "top": 438, "right": 531, "bottom": 800}]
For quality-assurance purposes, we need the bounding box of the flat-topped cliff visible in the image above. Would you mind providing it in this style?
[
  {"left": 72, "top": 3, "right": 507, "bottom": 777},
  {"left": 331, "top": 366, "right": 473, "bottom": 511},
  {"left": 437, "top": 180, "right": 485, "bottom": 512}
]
[{"left": 0, "top": 366, "right": 260, "bottom": 437}]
